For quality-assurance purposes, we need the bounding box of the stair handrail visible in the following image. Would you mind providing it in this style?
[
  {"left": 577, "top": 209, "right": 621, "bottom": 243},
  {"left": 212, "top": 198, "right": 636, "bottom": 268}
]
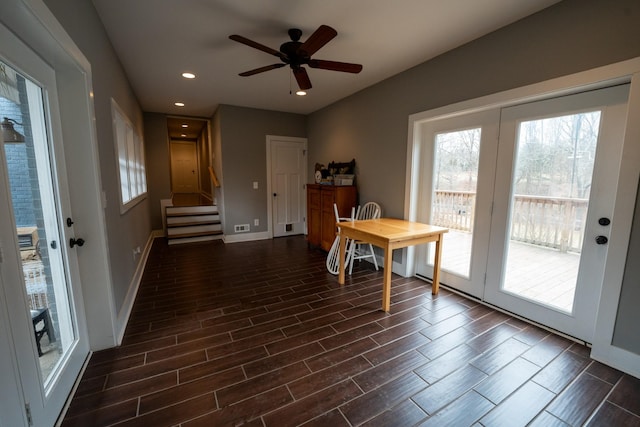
[{"left": 208, "top": 166, "right": 220, "bottom": 188}]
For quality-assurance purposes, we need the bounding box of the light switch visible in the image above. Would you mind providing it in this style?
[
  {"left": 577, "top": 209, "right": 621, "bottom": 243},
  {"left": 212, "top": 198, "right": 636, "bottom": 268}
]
[{"left": 253, "top": 181, "right": 258, "bottom": 189}]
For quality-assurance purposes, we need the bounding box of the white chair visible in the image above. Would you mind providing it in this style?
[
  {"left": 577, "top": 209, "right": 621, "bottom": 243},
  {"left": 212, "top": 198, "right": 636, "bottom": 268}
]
[
  {"left": 347, "top": 202, "right": 381, "bottom": 274},
  {"left": 326, "top": 203, "right": 357, "bottom": 274}
]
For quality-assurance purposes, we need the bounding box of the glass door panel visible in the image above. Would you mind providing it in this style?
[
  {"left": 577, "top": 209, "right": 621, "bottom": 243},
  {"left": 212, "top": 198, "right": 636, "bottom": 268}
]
[
  {"left": 428, "top": 128, "right": 481, "bottom": 278},
  {"left": 1, "top": 61, "right": 76, "bottom": 387},
  {"left": 503, "top": 112, "right": 600, "bottom": 312}
]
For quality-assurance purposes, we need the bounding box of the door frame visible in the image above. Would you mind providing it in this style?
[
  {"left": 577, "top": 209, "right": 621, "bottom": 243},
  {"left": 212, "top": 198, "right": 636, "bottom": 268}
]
[
  {"left": 406, "top": 57, "right": 640, "bottom": 376},
  {"left": 266, "top": 135, "right": 308, "bottom": 239},
  {"left": 1, "top": 0, "right": 113, "bottom": 424}
]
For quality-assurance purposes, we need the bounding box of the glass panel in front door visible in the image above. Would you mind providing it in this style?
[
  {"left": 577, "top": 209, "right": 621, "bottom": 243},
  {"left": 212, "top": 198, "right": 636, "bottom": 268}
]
[
  {"left": 503, "top": 111, "right": 601, "bottom": 312},
  {"left": 429, "top": 128, "right": 481, "bottom": 278},
  {"left": 1, "top": 61, "right": 76, "bottom": 388}
]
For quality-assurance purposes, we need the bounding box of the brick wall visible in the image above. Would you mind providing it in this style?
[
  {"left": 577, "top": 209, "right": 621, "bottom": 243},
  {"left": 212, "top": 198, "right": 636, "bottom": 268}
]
[{"left": 1, "top": 97, "right": 35, "bottom": 227}]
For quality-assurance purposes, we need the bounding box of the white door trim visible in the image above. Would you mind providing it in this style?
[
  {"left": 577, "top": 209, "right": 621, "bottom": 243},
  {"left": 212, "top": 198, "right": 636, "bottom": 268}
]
[
  {"left": 266, "top": 135, "right": 308, "bottom": 239},
  {"left": 591, "top": 71, "right": 640, "bottom": 378}
]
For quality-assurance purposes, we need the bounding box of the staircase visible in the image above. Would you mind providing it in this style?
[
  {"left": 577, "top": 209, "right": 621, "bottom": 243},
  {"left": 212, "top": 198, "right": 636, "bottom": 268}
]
[{"left": 165, "top": 205, "right": 223, "bottom": 245}]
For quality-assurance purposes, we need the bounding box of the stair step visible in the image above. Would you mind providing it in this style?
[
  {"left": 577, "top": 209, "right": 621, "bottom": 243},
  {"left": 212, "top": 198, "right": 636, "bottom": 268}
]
[
  {"left": 166, "top": 205, "right": 218, "bottom": 216},
  {"left": 167, "top": 215, "right": 220, "bottom": 226},
  {"left": 167, "top": 223, "right": 223, "bottom": 237},
  {"left": 167, "top": 229, "right": 223, "bottom": 239},
  {"left": 167, "top": 234, "right": 224, "bottom": 245}
]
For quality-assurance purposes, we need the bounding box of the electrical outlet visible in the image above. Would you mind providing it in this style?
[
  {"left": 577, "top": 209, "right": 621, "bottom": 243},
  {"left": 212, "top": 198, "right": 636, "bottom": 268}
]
[
  {"left": 253, "top": 181, "right": 258, "bottom": 189},
  {"left": 254, "top": 219, "right": 259, "bottom": 226}
]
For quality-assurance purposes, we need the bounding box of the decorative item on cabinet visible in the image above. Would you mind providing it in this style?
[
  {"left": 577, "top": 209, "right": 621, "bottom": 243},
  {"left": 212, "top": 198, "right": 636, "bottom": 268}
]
[{"left": 306, "top": 184, "right": 357, "bottom": 251}]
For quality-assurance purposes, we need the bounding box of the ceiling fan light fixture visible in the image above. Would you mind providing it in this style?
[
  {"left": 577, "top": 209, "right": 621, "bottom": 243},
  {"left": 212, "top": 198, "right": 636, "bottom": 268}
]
[
  {"left": 181, "top": 124, "right": 188, "bottom": 128},
  {"left": 295, "top": 90, "right": 307, "bottom": 96},
  {"left": 174, "top": 102, "right": 185, "bottom": 107},
  {"left": 181, "top": 72, "right": 196, "bottom": 79},
  {"left": 230, "top": 25, "right": 362, "bottom": 92}
]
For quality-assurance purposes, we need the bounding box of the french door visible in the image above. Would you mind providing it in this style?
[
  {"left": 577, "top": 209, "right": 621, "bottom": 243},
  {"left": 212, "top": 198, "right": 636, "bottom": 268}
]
[
  {"left": 0, "top": 24, "right": 89, "bottom": 427},
  {"left": 416, "top": 84, "right": 629, "bottom": 342}
]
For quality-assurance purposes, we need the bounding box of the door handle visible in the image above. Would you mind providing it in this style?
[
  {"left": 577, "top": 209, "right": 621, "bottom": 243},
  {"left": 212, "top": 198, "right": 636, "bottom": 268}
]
[
  {"left": 70, "top": 238, "right": 85, "bottom": 248},
  {"left": 273, "top": 193, "right": 277, "bottom": 197},
  {"left": 595, "top": 235, "right": 608, "bottom": 245}
]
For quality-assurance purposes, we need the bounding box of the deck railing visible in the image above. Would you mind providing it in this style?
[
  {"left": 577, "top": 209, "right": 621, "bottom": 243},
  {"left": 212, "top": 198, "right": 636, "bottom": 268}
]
[
  {"left": 432, "top": 190, "right": 588, "bottom": 253},
  {"left": 23, "top": 261, "right": 49, "bottom": 309}
]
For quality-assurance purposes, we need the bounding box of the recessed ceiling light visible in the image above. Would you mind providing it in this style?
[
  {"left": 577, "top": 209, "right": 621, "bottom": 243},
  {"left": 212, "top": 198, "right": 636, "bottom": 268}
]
[
  {"left": 181, "top": 134, "right": 187, "bottom": 137},
  {"left": 296, "top": 90, "right": 307, "bottom": 96},
  {"left": 174, "top": 102, "right": 185, "bottom": 107},
  {"left": 182, "top": 72, "right": 196, "bottom": 79},
  {"left": 181, "top": 124, "right": 188, "bottom": 128}
]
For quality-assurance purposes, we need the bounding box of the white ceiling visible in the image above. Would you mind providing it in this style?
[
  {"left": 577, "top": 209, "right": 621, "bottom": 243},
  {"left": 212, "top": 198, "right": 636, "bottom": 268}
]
[{"left": 91, "top": 0, "right": 561, "bottom": 118}]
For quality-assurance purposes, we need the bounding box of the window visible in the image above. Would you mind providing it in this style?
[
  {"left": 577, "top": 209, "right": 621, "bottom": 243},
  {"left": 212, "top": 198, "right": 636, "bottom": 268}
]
[{"left": 111, "top": 99, "right": 146, "bottom": 210}]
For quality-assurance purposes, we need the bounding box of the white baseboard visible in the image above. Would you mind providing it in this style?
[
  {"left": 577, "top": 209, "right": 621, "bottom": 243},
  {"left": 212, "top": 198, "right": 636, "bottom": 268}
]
[
  {"left": 114, "top": 231, "right": 157, "bottom": 344},
  {"left": 224, "top": 231, "right": 270, "bottom": 243}
]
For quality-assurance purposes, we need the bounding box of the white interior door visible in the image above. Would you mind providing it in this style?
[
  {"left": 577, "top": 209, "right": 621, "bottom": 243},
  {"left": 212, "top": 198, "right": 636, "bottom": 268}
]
[
  {"left": 485, "top": 84, "right": 629, "bottom": 342},
  {"left": 0, "top": 38, "right": 89, "bottom": 427},
  {"left": 170, "top": 140, "right": 199, "bottom": 193},
  {"left": 268, "top": 136, "right": 307, "bottom": 237}
]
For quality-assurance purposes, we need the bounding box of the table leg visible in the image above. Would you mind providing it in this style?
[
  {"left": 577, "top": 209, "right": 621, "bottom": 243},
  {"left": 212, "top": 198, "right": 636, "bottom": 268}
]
[
  {"left": 338, "top": 232, "right": 346, "bottom": 285},
  {"left": 432, "top": 233, "right": 443, "bottom": 294},
  {"left": 382, "top": 245, "right": 393, "bottom": 311}
]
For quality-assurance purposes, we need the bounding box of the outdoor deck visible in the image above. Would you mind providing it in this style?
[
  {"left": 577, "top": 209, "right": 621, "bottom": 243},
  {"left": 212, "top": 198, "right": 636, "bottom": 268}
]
[{"left": 439, "top": 230, "right": 579, "bottom": 312}]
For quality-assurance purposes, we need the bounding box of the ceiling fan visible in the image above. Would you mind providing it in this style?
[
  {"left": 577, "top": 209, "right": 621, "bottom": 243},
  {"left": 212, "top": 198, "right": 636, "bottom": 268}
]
[{"left": 229, "top": 25, "right": 363, "bottom": 91}]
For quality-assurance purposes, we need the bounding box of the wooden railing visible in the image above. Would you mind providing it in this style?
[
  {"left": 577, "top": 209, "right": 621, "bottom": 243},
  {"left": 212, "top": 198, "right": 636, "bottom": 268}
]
[{"left": 432, "top": 191, "right": 588, "bottom": 253}]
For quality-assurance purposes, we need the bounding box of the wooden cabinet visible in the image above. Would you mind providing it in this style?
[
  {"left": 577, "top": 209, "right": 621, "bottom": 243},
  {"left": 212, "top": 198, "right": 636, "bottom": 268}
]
[{"left": 306, "top": 184, "right": 357, "bottom": 251}]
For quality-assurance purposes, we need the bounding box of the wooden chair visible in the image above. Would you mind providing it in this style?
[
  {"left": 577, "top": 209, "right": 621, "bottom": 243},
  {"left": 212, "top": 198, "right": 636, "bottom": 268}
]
[
  {"left": 347, "top": 202, "right": 381, "bottom": 274},
  {"left": 326, "top": 203, "right": 357, "bottom": 274}
]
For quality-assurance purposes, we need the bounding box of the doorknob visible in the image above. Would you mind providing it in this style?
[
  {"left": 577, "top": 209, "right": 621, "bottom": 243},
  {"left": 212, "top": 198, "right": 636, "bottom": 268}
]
[
  {"left": 70, "top": 238, "right": 85, "bottom": 248},
  {"left": 273, "top": 193, "right": 277, "bottom": 197},
  {"left": 595, "top": 235, "right": 608, "bottom": 245}
]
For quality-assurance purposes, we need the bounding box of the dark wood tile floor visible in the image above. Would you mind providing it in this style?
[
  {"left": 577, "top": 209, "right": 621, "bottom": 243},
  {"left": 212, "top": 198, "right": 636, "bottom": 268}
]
[{"left": 61, "top": 236, "right": 640, "bottom": 427}]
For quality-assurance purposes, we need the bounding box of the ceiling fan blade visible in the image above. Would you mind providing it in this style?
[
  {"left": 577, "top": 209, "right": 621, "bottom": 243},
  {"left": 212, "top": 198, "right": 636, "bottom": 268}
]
[
  {"left": 293, "top": 67, "right": 312, "bottom": 90},
  {"left": 239, "top": 63, "right": 286, "bottom": 76},
  {"left": 308, "top": 59, "right": 363, "bottom": 74},
  {"left": 229, "top": 35, "right": 286, "bottom": 60},
  {"left": 298, "top": 25, "right": 337, "bottom": 57}
]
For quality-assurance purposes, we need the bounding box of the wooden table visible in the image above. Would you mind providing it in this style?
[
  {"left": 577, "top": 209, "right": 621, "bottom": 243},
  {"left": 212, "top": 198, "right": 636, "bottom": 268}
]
[{"left": 338, "top": 218, "right": 448, "bottom": 312}]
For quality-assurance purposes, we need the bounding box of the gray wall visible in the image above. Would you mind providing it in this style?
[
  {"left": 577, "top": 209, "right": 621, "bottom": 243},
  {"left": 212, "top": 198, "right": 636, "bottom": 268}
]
[
  {"left": 43, "top": 0, "right": 151, "bottom": 314},
  {"left": 144, "top": 113, "right": 171, "bottom": 230},
  {"left": 307, "top": 0, "right": 640, "bottom": 349},
  {"left": 308, "top": 0, "right": 640, "bottom": 218},
  {"left": 218, "top": 105, "right": 306, "bottom": 235}
]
